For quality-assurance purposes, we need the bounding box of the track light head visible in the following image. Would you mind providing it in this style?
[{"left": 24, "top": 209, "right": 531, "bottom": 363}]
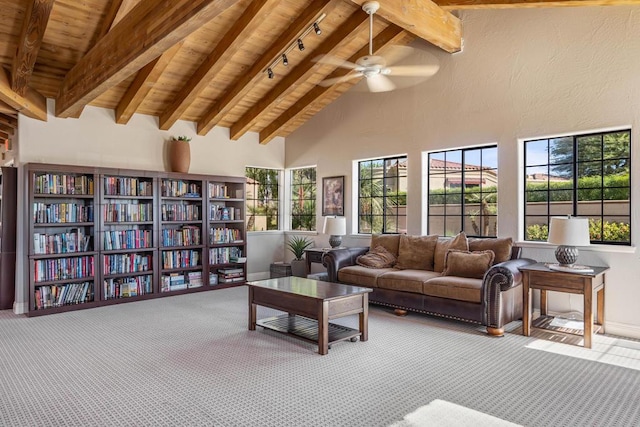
[
  {"left": 297, "top": 39, "right": 305, "bottom": 51},
  {"left": 267, "top": 68, "right": 274, "bottom": 79},
  {"left": 313, "top": 22, "right": 321, "bottom": 35},
  {"left": 282, "top": 54, "right": 288, "bottom": 66}
]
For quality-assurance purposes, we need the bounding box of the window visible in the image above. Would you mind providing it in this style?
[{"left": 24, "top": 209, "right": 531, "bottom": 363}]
[
  {"left": 290, "top": 167, "right": 316, "bottom": 231},
  {"left": 524, "top": 130, "right": 631, "bottom": 244},
  {"left": 426, "top": 146, "right": 498, "bottom": 237},
  {"left": 358, "top": 156, "right": 407, "bottom": 234},
  {"left": 245, "top": 167, "right": 280, "bottom": 231}
]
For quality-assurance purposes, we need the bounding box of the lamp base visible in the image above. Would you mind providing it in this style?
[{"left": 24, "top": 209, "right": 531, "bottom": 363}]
[
  {"left": 555, "top": 245, "right": 578, "bottom": 266},
  {"left": 329, "top": 235, "right": 342, "bottom": 248}
]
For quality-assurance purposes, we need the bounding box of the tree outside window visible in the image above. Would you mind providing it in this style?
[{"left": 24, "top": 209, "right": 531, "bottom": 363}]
[
  {"left": 245, "top": 167, "right": 280, "bottom": 231},
  {"left": 290, "top": 167, "right": 316, "bottom": 231},
  {"left": 524, "top": 130, "right": 631, "bottom": 244},
  {"left": 427, "top": 146, "right": 498, "bottom": 237},
  {"left": 358, "top": 156, "right": 407, "bottom": 234}
]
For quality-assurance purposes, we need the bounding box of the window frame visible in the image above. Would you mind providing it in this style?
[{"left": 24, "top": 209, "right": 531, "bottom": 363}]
[
  {"left": 523, "top": 129, "right": 631, "bottom": 246},
  {"left": 245, "top": 166, "right": 282, "bottom": 232},
  {"left": 287, "top": 166, "right": 317, "bottom": 232}
]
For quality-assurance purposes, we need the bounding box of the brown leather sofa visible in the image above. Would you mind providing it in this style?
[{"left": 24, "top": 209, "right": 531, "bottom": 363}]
[{"left": 322, "top": 233, "right": 535, "bottom": 336}]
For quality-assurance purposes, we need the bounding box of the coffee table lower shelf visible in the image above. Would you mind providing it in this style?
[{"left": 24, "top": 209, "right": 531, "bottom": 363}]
[{"left": 257, "top": 314, "right": 361, "bottom": 347}]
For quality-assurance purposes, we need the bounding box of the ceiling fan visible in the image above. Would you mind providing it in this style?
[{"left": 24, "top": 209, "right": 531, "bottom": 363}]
[{"left": 314, "top": 1, "right": 440, "bottom": 93}]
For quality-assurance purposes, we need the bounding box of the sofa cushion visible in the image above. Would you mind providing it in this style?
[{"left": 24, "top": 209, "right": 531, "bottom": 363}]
[
  {"left": 442, "top": 249, "right": 495, "bottom": 279},
  {"left": 356, "top": 245, "right": 397, "bottom": 269},
  {"left": 377, "top": 269, "right": 441, "bottom": 294},
  {"left": 338, "top": 265, "right": 393, "bottom": 288},
  {"left": 433, "top": 232, "right": 469, "bottom": 273},
  {"left": 468, "top": 237, "right": 514, "bottom": 265},
  {"left": 395, "top": 235, "right": 438, "bottom": 270},
  {"left": 422, "top": 276, "right": 483, "bottom": 303},
  {"left": 371, "top": 234, "right": 401, "bottom": 258}
]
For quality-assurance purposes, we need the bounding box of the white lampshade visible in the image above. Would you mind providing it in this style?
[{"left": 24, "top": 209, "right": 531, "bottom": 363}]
[
  {"left": 323, "top": 216, "right": 346, "bottom": 236},
  {"left": 548, "top": 216, "right": 591, "bottom": 247}
]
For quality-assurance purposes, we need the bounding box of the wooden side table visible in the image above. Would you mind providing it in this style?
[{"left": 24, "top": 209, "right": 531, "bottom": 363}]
[
  {"left": 304, "top": 248, "right": 333, "bottom": 273},
  {"left": 519, "top": 262, "right": 608, "bottom": 349}
]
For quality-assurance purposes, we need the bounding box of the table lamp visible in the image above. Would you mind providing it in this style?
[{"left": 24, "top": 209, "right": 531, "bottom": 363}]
[
  {"left": 547, "top": 215, "right": 590, "bottom": 269},
  {"left": 323, "top": 216, "right": 346, "bottom": 248}
]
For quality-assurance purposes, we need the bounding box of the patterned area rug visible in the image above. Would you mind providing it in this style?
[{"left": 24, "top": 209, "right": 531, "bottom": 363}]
[{"left": 390, "top": 400, "right": 522, "bottom": 427}]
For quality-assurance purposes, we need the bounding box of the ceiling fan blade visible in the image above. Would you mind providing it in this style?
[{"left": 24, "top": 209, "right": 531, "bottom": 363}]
[
  {"left": 385, "top": 64, "right": 440, "bottom": 77},
  {"left": 313, "top": 54, "right": 359, "bottom": 70},
  {"left": 318, "top": 73, "right": 363, "bottom": 87},
  {"left": 379, "top": 45, "right": 416, "bottom": 67},
  {"left": 366, "top": 74, "right": 396, "bottom": 93}
]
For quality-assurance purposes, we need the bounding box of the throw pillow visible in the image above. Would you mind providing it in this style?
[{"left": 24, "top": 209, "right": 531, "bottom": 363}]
[
  {"left": 395, "top": 235, "right": 438, "bottom": 270},
  {"left": 356, "top": 246, "right": 397, "bottom": 269},
  {"left": 442, "top": 249, "right": 495, "bottom": 279},
  {"left": 433, "top": 232, "right": 469, "bottom": 273},
  {"left": 468, "top": 237, "right": 514, "bottom": 265},
  {"left": 370, "top": 234, "right": 401, "bottom": 257}
]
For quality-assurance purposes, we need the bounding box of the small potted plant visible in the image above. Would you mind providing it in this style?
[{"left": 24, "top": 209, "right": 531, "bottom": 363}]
[
  {"left": 169, "top": 135, "right": 192, "bottom": 173},
  {"left": 286, "top": 235, "right": 314, "bottom": 277}
]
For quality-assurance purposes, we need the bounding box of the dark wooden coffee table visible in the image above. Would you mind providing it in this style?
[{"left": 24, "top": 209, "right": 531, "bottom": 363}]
[{"left": 247, "top": 276, "right": 372, "bottom": 355}]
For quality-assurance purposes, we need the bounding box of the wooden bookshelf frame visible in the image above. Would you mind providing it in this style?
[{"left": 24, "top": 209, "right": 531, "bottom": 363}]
[{"left": 24, "top": 163, "right": 247, "bottom": 316}]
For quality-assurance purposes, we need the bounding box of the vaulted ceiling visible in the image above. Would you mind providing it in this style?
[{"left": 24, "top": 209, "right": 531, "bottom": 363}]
[{"left": 0, "top": 0, "right": 637, "bottom": 146}]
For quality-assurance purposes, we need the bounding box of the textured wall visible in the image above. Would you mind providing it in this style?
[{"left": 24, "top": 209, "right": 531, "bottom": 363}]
[{"left": 286, "top": 6, "right": 640, "bottom": 337}]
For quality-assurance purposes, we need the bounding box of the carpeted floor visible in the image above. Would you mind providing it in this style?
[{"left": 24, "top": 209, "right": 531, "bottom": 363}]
[{"left": 1, "top": 286, "right": 639, "bottom": 426}]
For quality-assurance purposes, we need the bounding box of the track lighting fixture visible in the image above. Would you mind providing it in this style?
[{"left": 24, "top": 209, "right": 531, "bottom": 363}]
[{"left": 263, "top": 13, "right": 326, "bottom": 79}]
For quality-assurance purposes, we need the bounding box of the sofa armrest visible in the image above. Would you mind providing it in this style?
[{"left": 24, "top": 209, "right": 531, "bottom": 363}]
[
  {"left": 322, "top": 247, "right": 370, "bottom": 282},
  {"left": 482, "top": 257, "right": 536, "bottom": 332}
]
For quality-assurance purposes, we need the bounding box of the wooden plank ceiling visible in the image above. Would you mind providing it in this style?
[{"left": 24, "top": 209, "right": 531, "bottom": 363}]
[{"left": 0, "top": 0, "right": 638, "bottom": 147}]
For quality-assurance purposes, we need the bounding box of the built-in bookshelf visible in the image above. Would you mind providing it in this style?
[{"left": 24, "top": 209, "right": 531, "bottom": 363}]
[
  {"left": 24, "top": 163, "right": 246, "bottom": 316},
  {"left": 0, "top": 167, "right": 17, "bottom": 310}
]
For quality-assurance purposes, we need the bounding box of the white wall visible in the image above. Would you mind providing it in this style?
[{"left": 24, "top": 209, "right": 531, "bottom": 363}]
[
  {"left": 15, "top": 100, "right": 285, "bottom": 313},
  {"left": 285, "top": 6, "right": 640, "bottom": 338}
]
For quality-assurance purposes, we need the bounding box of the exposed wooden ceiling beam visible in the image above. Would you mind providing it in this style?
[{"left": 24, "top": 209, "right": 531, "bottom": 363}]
[
  {"left": 11, "top": 0, "right": 55, "bottom": 97},
  {"left": 347, "top": 0, "right": 461, "bottom": 53},
  {"left": 0, "top": 123, "right": 15, "bottom": 136},
  {"left": 435, "top": 0, "right": 640, "bottom": 9},
  {"left": 259, "top": 25, "right": 410, "bottom": 145},
  {"left": 197, "top": 0, "right": 337, "bottom": 136},
  {"left": 55, "top": 0, "right": 241, "bottom": 118},
  {"left": 0, "top": 67, "right": 47, "bottom": 121},
  {"left": 229, "top": 10, "right": 369, "bottom": 141},
  {"left": 0, "top": 101, "right": 16, "bottom": 115},
  {"left": 159, "top": 0, "right": 278, "bottom": 131},
  {"left": 116, "top": 41, "right": 184, "bottom": 125},
  {"left": 0, "top": 130, "right": 9, "bottom": 140},
  {"left": 0, "top": 113, "right": 18, "bottom": 128}
]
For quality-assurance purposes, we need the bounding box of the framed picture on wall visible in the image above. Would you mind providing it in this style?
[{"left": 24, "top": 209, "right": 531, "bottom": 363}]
[{"left": 322, "top": 176, "right": 344, "bottom": 216}]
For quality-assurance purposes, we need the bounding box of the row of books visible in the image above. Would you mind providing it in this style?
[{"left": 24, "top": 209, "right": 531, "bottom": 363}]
[
  {"left": 103, "top": 229, "right": 152, "bottom": 250},
  {"left": 217, "top": 267, "right": 245, "bottom": 284},
  {"left": 34, "top": 256, "right": 95, "bottom": 283},
  {"left": 34, "top": 174, "right": 94, "bottom": 196},
  {"left": 209, "top": 227, "right": 242, "bottom": 244},
  {"left": 209, "top": 183, "right": 229, "bottom": 199},
  {"left": 209, "top": 247, "right": 243, "bottom": 265},
  {"left": 33, "top": 230, "right": 91, "bottom": 255},
  {"left": 33, "top": 202, "right": 94, "bottom": 224},
  {"left": 103, "top": 177, "right": 153, "bottom": 197},
  {"left": 103, "top": 276, "right": 152, "bottom": 300},
  {"left": 161, "top": 226, "right": 201, "bottom": 246},
  {"left": 161, "top": 250, "right": 201, "bottom": 269},
  {"left": 103, "top": 253, "right": 152, "bottom": 275},
  {"left": 210, "top": 205, "right": 241, "bottom": 221},
  {"left": 103, "top": 202, "right": 153, "bottom": 222},
  {"left": 161, "top": 180, "right": 201, "bottom": 198},
  {"left": 160, "top": 271, "right": 203, "bottom": 292},
  {"left": 161, "top": 204, "right": 201, "bottom": 221},
  {"left": 34, "top": 282, "right": 94, "bottom": 310}
]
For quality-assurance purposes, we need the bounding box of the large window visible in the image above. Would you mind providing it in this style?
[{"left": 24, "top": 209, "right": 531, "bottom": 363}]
[
  {"left": 358, "top": 156, "right": 407, "bottom": 234},
  {"left": 427, "top": 146, "right": 498, "bottom": 237},
  {"left": 245, "top": 167, "right": 280, "bottom": 231},
  {"left": 524, "top": 130, "right": 631, "bottom": 244},
  {"left": 290, "top": 167, "right": 316, "bottom": 231}
]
